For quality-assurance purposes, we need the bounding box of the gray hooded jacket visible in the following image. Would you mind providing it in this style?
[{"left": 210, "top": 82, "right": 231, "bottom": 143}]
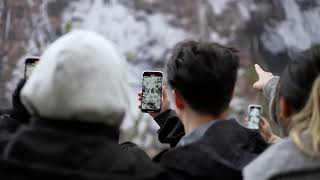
[{"left": 244, "top": 135, "right": 320, "bottom": 180}]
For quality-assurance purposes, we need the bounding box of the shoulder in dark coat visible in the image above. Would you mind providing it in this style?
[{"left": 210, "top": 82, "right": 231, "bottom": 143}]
[
  {"left": 0, "top": 119, "right": 168, "bottom": 180},
  {"left": 153, "top": 110, "right": 268, "bottom": 179},
  {"left": 0, "top": 109, "right": 21, "bottom": 153},
  {"left": 154, "top": 110, "right": 185, "bottom": 147}
]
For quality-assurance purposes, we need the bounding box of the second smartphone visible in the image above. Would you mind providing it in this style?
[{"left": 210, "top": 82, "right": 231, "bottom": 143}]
[
  {"left": 141, "top": 71, "right": 163, "bottom": 113},
  {"left": 247, "top": 104, "right": 262, "bottom": 129},
  {"left": 25, "top": 57, "right": 40, "bottom": 79}
]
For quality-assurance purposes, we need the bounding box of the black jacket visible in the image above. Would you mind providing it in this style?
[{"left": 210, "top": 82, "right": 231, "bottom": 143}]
[
  {"left": 0, "top": 79, "right": 30, "bottom": 153},
  {"left": 152, "top": 110, "right": 268, "bottom": 179},
  {"left": 0, "top": 110, "right": 21, "bottom": 153},
  {"left": 0, "top": 118, "right": 167, "bottom": 180}
]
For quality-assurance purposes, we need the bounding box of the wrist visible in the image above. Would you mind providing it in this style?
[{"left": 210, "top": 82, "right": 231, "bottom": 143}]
[
  {"left": 153, "top": 109, "right": 171, "bottom": 118},
  {"left": 153, "top": 109, "right": 173, "bottom": 127},
  {"left": 267, "top": 135, "right": 281, "bottom": 144}
]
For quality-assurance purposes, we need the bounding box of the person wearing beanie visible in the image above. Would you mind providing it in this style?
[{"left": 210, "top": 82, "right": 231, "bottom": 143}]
[{"left": 0, "top": 31, "right": 166, "bottom": 180}]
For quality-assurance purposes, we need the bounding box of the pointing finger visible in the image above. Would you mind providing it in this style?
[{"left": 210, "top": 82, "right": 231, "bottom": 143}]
[{"left": 255, "top": 64, "right": 265, "bottom": 75}]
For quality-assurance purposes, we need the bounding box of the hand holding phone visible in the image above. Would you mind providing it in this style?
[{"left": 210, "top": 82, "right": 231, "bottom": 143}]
[
  {"left": 138, "top": 85, "right": 171, "bottom": 118},
  {"left": 141, "top": 71, "right": 163, "bottom": 113},
  {"left": 247, "top": 104, "right": 262, "bottom": 129}
]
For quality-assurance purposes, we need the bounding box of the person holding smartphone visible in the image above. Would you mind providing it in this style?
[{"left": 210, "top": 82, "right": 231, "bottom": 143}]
[
  {"left": 0, "top": 79, "right": 29, "bottom": 153},
  {"left": 138, "top": 41, "right": 268, "bottom": 179},
  {"left": 244, "top": 47, "right": 320, "bottom": 180},
  {"left": 0, "top": 57, "right": 39, "bottom": 153},
  {"left": 0, "top": 31, "right": 169, "bottom": 180}
]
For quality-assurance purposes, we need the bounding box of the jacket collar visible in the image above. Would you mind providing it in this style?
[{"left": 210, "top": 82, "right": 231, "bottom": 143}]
[{"left": 177, "top": 119, "right": 223, "bottom": 146}]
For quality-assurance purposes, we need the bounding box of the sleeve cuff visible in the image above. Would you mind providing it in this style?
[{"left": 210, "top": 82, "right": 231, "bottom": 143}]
[
  {"left": 263, "top": 76, "right": 280, "bottom": 100},
  {"left": 154, "top": 109, "right": 175, "bottom": 127}
]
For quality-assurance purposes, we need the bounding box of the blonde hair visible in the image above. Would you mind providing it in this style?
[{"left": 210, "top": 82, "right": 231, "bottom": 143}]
[{"left": 290, "top": 76, "right": 320, "bottom": 157}]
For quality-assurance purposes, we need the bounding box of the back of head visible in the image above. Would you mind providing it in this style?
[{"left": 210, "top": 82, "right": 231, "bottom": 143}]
[
  {"left": 279, "top": 46, "right": 320, "bottom": 113},
  {"left": 21, "top": 30, "right": 129, "bottom": 127},
  {"left": 279, "top": 45, "right": 320, "bottom": 157},
  {"left": 166, "top": 41, "right": 239, "bottom": 116}
]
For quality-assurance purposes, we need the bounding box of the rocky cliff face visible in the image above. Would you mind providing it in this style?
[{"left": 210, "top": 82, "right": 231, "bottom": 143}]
[
  {"left": 0, "top": 0, "right": 70, "bottom": 106},
  {"left": 1, "top": 0, "right": 320, "bottom": 153},
  {"left": 2, "top": 0, "right": 320, "bottom": 107}
]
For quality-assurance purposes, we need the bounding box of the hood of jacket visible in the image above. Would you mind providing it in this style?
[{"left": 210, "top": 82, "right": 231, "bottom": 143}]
[{"left": 21, "top": 30, "right": 129, "bottom": 127}]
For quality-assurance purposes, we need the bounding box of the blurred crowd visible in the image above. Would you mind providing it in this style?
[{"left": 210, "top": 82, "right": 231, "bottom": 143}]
[{"left": 0, "top": 30, "right": 319, "bottom": 179}]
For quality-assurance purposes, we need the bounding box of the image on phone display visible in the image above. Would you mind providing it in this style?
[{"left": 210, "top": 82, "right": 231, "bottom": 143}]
[
  {"left": 248, "top": 105, "right": 262, "bottom": 129},
  {"left": 141, "top": 72, "right": 163, "bottom": 112},
  {"left": 25, "top": 63, "right": 37, "bottom": 79},
  {"left": 24, "top": 57, "right": 40, "bottom": 79}
]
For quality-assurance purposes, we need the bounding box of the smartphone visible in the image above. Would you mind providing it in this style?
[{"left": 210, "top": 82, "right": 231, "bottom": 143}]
[
  {"left": 247, "top": 104, "right": 262, "bottom": 129},
  {"left": 24, "top": 57, "right": 40, "bottom": 79},
  {"left": 141, "top": 71, "right": 163, "bottom": 113}
]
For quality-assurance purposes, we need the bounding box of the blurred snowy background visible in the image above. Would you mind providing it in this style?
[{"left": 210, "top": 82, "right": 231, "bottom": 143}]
[{"left": 1, "top": 0, "right": 320, "bottom": 156}]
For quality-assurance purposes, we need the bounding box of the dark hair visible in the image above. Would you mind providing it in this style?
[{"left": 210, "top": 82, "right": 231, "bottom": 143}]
[
  {"left": 279, "top": 45, "right": 320, "bottom": 113},
  {"left": 11, "top": 79, "right": 30, "bottom": 124},
  {"left": 166, "top": 41, "right": 239, "bottom": 116}
]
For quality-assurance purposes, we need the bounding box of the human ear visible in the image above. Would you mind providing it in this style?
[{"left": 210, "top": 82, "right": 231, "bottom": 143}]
[
  {"left": 173, "top": 89, "right": 185, "bottom": 110},
  {"left": 230, "top": 88, "right": 235, "bottom": 100},
  {"left": 279, "top": 96, "right": 292, "bottom": 129}
]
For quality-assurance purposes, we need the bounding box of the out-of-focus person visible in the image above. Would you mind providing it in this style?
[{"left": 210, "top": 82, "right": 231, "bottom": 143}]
[
  {"left": 252, "top": 64, "right": 283, "bottom": 137},
  {"left": 244, "top": 46, "right": 320, "bottom": 180},
  {"left": 0, "top": 30, "right": 166, "bottom": 180},
  {"left": 138, "top": 41, "right": 268, "bottom": 179},
  {"left": 0, "top": 79, "right": 30, "bottom": 153}
]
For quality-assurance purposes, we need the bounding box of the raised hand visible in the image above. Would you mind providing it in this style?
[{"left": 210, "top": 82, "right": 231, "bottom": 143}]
[{"left": 253, "top": 64, "right": 274, "bottom": 91}]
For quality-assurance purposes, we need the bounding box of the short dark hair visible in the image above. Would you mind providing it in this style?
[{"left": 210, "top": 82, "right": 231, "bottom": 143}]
[
  {"left": 166, "top": 41, "right": 239, "bottom": 116},
  {"left": 279, "top": 45, "right": 320, "bottom": 113}
]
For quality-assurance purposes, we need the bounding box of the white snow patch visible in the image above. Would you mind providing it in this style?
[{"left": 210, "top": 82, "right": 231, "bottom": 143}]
[
  {"left": 230, "top": 97, "right": 247, "bottom": 113},
  {"left": 27, "top": 0, "right": 34, "bottom": 7},
  {"left": 144, "top": 0, "right": 157, "bottom": 4},
  {"left": 208, "top": 0, "right": 234, "bottom": 15},
  {"left": 261, "top": 0, "right": 320, "bottom": 54},
  {"left": 5, "top": 0, "right": 56, "bottom": 101},
  {"left": 60, "top": 0, "right": 191, "bottom": 131},
  {"left": 302, "top": 8, "right": 320, "bottom": 44},
  {"left": 4, "top": 9, "right": 11, "bottom": 39},
  {"left": 210, "top": 31, "right": 228, "bottom": 44},
  {"left": 260, "top": 31, "right": 286, "bottom": 54},
  {"left": 213, "top": 0, "right": 253, "bottom": 20},
  {"left": 237, "top": 2, "right": 250, "bottom": 21},
  {"left": 62, "top": 0, "right": 189, "bottom": 62},
  {"left": 278, "top": 0, "right": 311, "bottom": 52}
]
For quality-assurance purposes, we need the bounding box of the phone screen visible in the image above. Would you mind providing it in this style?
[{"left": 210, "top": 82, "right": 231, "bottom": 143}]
[
  {"left": 25, "top": 58, "right": 40, "bottom": 79},
  {"left": 248, "top": 105, "right": 262, "bottom": 129},
  {"left": 25, "top": 63, "right": 37, "bottom": 79},
  {"left": 141, "top": 72, "right": 163, "bottom": 113}
]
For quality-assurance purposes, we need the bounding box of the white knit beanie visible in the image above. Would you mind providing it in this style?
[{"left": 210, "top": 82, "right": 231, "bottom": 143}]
[{"left": 21, "top": 30, "right": 129, "bottom": 127}]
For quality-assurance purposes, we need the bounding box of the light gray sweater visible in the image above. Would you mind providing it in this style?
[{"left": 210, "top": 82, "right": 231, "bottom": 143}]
[{"left": 244, "top": 135, "right": 320, "bottom": 180}]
